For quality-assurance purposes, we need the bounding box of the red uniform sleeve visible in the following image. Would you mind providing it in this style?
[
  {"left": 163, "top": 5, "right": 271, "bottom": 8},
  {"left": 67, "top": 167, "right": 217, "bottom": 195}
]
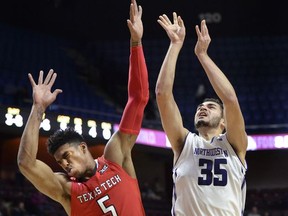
[{"left": 119, "top": 45, "right": 149, "bottom": 135}]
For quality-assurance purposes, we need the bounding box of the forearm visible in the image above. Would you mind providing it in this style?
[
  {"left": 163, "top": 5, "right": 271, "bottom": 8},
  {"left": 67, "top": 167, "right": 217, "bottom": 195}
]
[
  {"left": 119, "top": 45, "right": 149, "bottom": 134},
  {"left": 128, "top": 45, "right": 149, "bottom": 99},
  {"left": 156, "top": 43, "right": 182, "bottom": 96},
  {"left": 17, "top": 105, "right": 44, "bottom": 168},
  {"left": 197, "top": 53, "right": 237, "bottom": 103}
]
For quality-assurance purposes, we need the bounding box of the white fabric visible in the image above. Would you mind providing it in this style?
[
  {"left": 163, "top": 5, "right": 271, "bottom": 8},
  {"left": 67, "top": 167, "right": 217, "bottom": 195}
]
[{"left": 172, "top": 132, "right": 247, "bottom": 216}]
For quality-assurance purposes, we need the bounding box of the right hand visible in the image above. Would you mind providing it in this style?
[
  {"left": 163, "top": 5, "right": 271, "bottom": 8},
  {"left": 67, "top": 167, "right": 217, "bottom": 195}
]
[
  {"left": 28, "top": 69, "right": 62, "bottom": 110},
  {"left": 157, "top": 12, "right": 186, "bottom": 44}
]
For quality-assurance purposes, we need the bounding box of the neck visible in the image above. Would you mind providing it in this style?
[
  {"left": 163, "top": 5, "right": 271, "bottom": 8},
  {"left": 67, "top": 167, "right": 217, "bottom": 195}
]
[
  {"left": 78, "top": 159, "right": 97, "bottom": 182},
  {"left": 86, "top": 159, "right": 97, "bottom": 176},
  {"left": 198, "top": 127, "right": 222, "bottom": 141}
]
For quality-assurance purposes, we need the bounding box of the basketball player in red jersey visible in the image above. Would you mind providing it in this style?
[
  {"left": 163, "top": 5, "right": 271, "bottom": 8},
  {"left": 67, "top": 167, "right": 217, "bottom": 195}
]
[{"left": 17, "top": 0, "right": 149, "bottom": 215}]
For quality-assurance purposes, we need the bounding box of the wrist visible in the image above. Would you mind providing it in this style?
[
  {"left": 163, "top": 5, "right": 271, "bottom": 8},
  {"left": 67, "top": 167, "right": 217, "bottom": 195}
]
[
  {"left": 169, "top": 42, "right": 183, "bottom": 51},
  {"left": 196, "top": 52, "right": 208, "bottom": 58},
  {"left": 31, "top": 104, "right": 46, "bottom": 121},
  {"left": 131, "top": 40, "right": 142, "bottom": 47},
  {"left": 32, "top": 103, "right": 46, "bottom": 113}
]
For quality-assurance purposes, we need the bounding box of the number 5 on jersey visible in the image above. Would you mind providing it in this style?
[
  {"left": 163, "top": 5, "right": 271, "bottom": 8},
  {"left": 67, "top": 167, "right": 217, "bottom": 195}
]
[{"left": 97, "top": 195, "right": 118, "bottom": 216}]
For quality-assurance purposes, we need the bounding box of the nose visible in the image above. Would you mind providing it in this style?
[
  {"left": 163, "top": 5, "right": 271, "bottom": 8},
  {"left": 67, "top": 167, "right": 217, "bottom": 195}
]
[
  {"left": 199, "top": 105, "right": 207, "bottom": 111},
  {"left": 59, "top": 159, "right": 69, "bottom": 168},
  {"left": 64, "top": 160, "right": 69, "bottom": 168}
]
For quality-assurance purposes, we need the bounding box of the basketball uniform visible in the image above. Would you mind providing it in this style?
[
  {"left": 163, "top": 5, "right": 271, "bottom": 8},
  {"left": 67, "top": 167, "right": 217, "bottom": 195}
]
[
  {"left": 71, "top": 156, "right": 145, "bottom": 216},
  {"left": 172, "top": 132, "right": 247, "bottom": 216}
]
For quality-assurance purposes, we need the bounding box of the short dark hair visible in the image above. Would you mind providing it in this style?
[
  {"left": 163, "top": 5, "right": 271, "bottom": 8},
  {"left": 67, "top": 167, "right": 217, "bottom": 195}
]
[
  {"left": 47, "top": 127, "right": 85, "bottom": 155},
  {"left": 202, "top": 98, "right": 224, "bottom": 116}
]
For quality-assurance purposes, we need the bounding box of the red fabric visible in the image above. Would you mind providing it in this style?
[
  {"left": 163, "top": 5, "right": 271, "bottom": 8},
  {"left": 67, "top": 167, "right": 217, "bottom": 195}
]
[
  {"left": 71, "top": 156, "right": 145, "bottom": 216},
  {"left": 119, "top": 45, "right": 149, "bottom": 135}
]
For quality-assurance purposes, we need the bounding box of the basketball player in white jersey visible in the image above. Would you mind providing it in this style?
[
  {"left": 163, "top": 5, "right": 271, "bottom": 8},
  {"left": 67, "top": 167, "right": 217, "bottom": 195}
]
[{"left": 155, "top": 13, "right": 248, "bottom": 216}]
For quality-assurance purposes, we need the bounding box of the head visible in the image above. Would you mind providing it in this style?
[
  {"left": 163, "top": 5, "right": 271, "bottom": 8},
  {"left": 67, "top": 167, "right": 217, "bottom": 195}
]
[
  {"left": 194, "top": 98, "right": 225, "bottom": 132},
  {"left": 47, "top": 127, "right": 92, "bottom": 178}
]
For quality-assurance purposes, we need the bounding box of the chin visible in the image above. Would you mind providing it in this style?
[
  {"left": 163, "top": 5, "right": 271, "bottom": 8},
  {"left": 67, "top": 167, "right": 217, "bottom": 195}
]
[
  {"left": 195, "top": 120, "right": 209, "bottom": 129},
  {"left": 68, "top": 169, "right": 79, "bottom": 178}
]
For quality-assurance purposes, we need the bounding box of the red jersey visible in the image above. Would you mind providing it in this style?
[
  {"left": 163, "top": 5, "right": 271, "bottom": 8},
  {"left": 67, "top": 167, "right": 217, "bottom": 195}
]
[{"left": 71, "top": 156, "right": 145, "bottom": 216}]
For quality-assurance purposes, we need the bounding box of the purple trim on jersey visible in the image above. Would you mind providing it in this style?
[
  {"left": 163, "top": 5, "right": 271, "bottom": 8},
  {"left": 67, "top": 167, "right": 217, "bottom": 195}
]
[
  {"left": 172, "top": 168, "right": 178, "bottom": 216},
  {"left": 241, "top": 177, "right": 246, "bottom": 190},
  {"left": 174, "top": 132, "right": 191, "bottom": 166},
  {"left": 241, "top": 177, "right": 246, "bottom": 214},
  {"left": 223, "top": 133, "right": 247, "bottom": 170}
]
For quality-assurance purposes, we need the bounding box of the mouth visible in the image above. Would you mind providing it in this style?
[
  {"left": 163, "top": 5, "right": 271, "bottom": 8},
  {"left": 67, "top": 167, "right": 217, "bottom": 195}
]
[
  {"left": 66, "top": 167, "right": 72, "bottom": 174},
  {"left": 198, "top": 112, "right": 207, "bottom": 118}
]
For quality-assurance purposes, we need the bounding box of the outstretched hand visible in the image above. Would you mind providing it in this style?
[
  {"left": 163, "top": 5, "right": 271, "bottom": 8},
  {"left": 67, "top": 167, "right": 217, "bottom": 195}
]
[
  {"left": 157, "top": 12, "right": 185, "bottom": 44},
  {"left": 194, "top": 20, "right": 211, "bottom": 56},
  {"left": 127, "top": 0, "right": 143, "bottom": 43},
  {"left": 28, "top": 69, "right": 62, "bottom": 110}
]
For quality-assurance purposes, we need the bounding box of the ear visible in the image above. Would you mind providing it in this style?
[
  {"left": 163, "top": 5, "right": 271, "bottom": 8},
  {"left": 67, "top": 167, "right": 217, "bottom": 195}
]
[
  {"left": 79, "top": 142, "right": 87, "bottom": 153},
  {"left": 220, "top": 118, "right": 225, "bottom": 131}
]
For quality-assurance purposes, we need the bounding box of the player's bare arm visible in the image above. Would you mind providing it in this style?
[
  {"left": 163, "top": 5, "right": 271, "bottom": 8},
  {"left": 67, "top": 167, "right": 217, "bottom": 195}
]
[
  {"left": 194, "top": 20, "right": 247, "bottom": 163},
  {"left": 17, "top": 70, "right": 69, "bottom": 205},
  {"left": 156, "top": 12, "right": 189, "bottom": 158}
]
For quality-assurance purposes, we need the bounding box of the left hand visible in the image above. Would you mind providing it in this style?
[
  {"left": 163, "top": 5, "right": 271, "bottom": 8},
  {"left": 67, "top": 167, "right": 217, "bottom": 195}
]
[
  {"left": 194, "top": 20, "right": 211, "bottom": 56},
  {"left": 127, "top": 0, "right": 143, "bottom": 43}
]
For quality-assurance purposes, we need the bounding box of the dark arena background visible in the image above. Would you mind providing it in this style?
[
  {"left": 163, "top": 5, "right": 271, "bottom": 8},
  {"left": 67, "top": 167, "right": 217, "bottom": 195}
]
[{"left": 0, "top": 0, "right": 288, "bottom": 215}]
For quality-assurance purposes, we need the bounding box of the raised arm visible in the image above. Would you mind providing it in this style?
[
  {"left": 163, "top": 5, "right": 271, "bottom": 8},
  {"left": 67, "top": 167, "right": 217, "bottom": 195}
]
[
  {"left": 155, "top": 12, "right": 189, "bottom": 157},
  {"left": 104, "top": 0, "right": 149, "bottom": 177},
  {"left": 17, "top": 70, "right": 69, "bottom": 204},
  {"left": 194, "top": 20, "right": 247, "bottom": 162}
]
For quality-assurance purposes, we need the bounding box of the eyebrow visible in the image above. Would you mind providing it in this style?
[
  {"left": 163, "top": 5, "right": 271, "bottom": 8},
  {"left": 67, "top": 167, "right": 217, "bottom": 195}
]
[
  {"left": 207, "top": 103, "right": 217, "bottom": 108},
  {"left": 197, "top": 103, "right": 218, "bottom": 109},
  {"left": 56, "top": 151, "right": 69, "bottom": 164}
]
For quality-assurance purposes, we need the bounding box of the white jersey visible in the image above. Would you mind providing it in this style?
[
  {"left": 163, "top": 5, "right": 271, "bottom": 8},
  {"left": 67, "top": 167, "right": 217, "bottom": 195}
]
[{"left": 172, "top": 132, "right": 247, "bottom": 216}]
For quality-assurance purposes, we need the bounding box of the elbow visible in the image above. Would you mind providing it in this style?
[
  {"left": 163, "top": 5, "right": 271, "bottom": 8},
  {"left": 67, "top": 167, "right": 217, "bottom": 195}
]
[
  {"left": 223, "top": 92, "right": 239, "bottom": 105},
  {"left": 17, "top": 151, "right": 32, "bottom": 172},
  {"left": 155, "top": 85, "right": 162, "bottom": 98},
  {"left": 17, "top": 163, "right": 27, "bottom": 175},
  {"left": 17, "top": 155, "right": 36, "bottom": 177},
  {"left": 17, "top": 160, "right": 27, "bottom": 175},
  {"left": 220, "top": 87, "right": 238, "bottom": 104},
  {"left": 141, "top": 94, "right": 149, "bottom": 107},
  {"left": 17, "top": 158, "right": 32, "bottom": 175},
  {"left": 17, "top": 155, "right": 27, "bottom": 171},
  {"left": 222, "top": 94, "right": 241, "bottom": 111},
  {"left": 155, "top": 84, "right": 171, "bottom": 101},
  {"left": 131, "top": 92, "right": 149, "bottom": 107},
  {"left": 140, "top": 86, "right": 150, "bottom": 106}
]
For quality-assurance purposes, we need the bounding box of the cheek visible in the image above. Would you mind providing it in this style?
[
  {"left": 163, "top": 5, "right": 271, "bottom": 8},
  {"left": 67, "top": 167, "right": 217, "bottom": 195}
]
[{"left": 70, "top": 156, "right": 85, "bottom": 167}]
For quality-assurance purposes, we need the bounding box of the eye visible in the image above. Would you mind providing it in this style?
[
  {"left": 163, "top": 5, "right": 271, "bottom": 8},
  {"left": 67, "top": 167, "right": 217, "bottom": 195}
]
[
  {"left": 208, "top": 105, "right": 216, "bottom": 109},
  {"left": 61, "top": 152, "right": 71, "bottom": 161},
  {"left": 64, "top": 153, "right": 70, "bottom": 159}
]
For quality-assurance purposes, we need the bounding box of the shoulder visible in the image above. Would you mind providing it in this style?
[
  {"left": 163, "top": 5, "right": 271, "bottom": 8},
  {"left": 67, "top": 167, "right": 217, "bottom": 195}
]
[
  {"left": 213, "top": 133, "right": 227, "bottom": 141},
  {"left": 55, "top": 172, "right": 70, "bottom": 182},
  {"left": 174, "top": 132, "right": 198, "bottom": 163},
  {"left": 55, "top": 172, "right": 72, "bottom": 196},
  {"left": 185, "top": 132, "right": 201, "bottom": 144}
]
